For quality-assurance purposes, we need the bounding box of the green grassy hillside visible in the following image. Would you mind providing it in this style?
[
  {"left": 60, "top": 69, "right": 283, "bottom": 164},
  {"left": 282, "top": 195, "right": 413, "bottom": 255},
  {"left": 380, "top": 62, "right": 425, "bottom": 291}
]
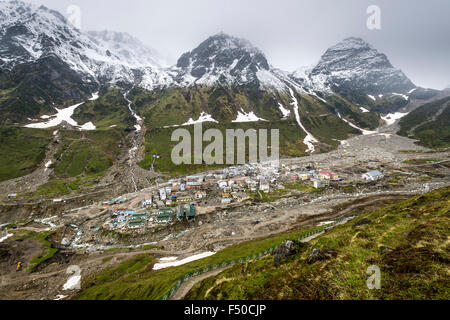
[
  {"left": 138, "top": 120, "right": 308, "bottom": 176},
  {"left": 186, "top": 186, "right": 450, "bottom": 300},
  {"left": 0, "top": 127, "right": 52, "bottom": 182},
  {"left": 72, "top": 88, "right": 136, "bottom": 129},
  {"left": 76, "top": 225, "right": 319, "bottom": 300},
  {"left": 53, "top": 129, "right": 124, "bottom": 178},
  {"left": 76, "top": 186, "right": 449, "bottom": 300},
  {"left": 129, "top": 85, "right": 375, "bottom": 133},
  {"left": 138, "top": 117, "right": 360, "bottom": 177},
  {"left": 29, "top": 128, "right": 125, "bottom": 198},
  {"left": 398, "top": 96, "right": 450, "bottom": 149},
  {"left": 129, "top": 86, "right": 369, "bottom": 176}
]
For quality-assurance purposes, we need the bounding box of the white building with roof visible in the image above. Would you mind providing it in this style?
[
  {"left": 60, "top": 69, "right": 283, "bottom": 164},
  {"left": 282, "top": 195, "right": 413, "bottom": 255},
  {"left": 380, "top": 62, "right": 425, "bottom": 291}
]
[{"left": 362, "top": 170, "right": 384, "bottom": 181}]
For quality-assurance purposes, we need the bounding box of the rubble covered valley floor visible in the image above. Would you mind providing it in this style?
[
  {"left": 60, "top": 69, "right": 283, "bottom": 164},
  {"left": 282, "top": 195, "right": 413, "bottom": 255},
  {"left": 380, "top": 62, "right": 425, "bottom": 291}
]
[{"left": 0, "top": 125, "right": 449, "bottom": 300}]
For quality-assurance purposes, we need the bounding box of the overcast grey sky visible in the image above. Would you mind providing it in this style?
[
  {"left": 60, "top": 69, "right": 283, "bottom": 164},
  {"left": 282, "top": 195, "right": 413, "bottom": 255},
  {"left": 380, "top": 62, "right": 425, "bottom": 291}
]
[{"left": 23, "top": 0, "right": 450, "bottom": 89}]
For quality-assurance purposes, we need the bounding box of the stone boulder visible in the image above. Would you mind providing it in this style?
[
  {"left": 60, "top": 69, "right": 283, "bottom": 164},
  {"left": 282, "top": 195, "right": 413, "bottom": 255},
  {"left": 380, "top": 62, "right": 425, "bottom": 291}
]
[
  {"left": 273, "top": 240, "right": 298, "bottom": 266},
  {"left": 307, "top": 248, "right": 338, "bottom": 264}
]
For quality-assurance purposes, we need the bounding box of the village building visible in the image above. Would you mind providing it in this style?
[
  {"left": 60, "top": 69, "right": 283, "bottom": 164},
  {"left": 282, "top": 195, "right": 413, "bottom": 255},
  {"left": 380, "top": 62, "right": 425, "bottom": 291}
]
[
  {"left": 232, "top": 192, "right": 250, "bottom": 202},
  {"left": 286, "top": 172, "right": 299, "bottom": 181},
  {"left": 299, "top": 173, "right": 310, "bottom": 181},
  {"left": 318, "top": 171, "right": 339, "bottom": 180},
  {"left": 159, "top": 188, "right": 167, "bottom": 201},
  {"left": 195, "top": 190, "right": 207, "bottom": 200},
  {"left": 156, "top": 208, "right": 174, "bottom": 223},
  {"left": 362, "top": 170, "right": 384, "bottom": 181},
  {"left": 217, "top": 180, "right": 228, "bottom": 189},
  {"left": 142, "top": 198, "right": 152, "bottom": 207},
  {"left": 176, "top": 204, "right": 196, "bottom": 220},
  {"left": 311, "top": 178, "right": 328, "bottom": 189},
  {"left": 221, "top": 197, "right": 232, "bottom": 205},
  {"left": 177, "top": 194, "right": 193, "bottom": 203}
]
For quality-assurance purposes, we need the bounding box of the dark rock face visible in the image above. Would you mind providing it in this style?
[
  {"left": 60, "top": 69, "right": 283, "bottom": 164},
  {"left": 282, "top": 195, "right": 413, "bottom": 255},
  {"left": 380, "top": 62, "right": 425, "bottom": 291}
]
[
  {"left": 0, "top": 56, "right": 96, "bottom": 124},
  {"left": 273, "top": 240, "right": 298, "bottom": 266},
  {"left": 307, "top": 248, "right": 338, "bottom": 264},
  {"left": 352, "top": 217, "right": 372, "bottom": 228},
  {"left": 309, "top": 37, "right": 415, "bottom": 94}
]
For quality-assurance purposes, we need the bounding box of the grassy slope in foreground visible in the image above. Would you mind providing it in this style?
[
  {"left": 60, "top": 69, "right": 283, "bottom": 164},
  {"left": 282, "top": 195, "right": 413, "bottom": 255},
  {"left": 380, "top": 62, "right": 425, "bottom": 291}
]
[
  {"left": 186, "top": 186, "right": 450, "bottom": 300},
  {"left": 76, "top": 225, "right": 319, "bottom": 300}
]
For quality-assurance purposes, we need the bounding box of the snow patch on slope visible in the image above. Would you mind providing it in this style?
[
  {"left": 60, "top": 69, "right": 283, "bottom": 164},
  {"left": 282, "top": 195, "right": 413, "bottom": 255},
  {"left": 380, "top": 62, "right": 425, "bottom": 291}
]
[
  {"left": 153, "top": 252, "right": 216, "bottom": 270},
  {"left": 289, "top": 88, "right": 318, "bottom": 153},
  {"left": 124, "top": 92, "right": 142, "bottom": 132},
  {"left": 360, "top": 107, "right": 370, "bottom": 113},
  {"left": 0, "top": 233, "right": 13, "bottom": 243},
  {"left": 337, "top": 112, "right": 377, "bottom": 135},
  {"left": 381, "top": 112, "right": 408, "bottom": 126},
  {"left": 24, "top": 93, "right": 99, "bottom": 130},
  {"left": 278, "top": 103, "right": 291, "bottom": 118},
  {"left": 232, "top": 110, "right": 267, "bottom": 123},
  {"left": 25, "top": 102, "right": 84, "bottom": 129},
  {"left": 182, "top": 112, "right": 218, "bottom": 125},
  {"left": 391, "top": 93, "right": 409, "bottom": 100}
]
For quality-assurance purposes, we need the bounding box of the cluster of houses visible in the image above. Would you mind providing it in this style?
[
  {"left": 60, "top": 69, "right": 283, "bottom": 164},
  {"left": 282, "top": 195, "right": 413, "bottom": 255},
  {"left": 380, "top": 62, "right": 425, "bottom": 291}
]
[
  {"left": 281, "top": 165, "right": 343, "bottom": 188},
  {"left": 101, "top": 163, "right": 385, "bottom": 231},
  {"left": 104, "top": 203, "right": 197, "bottom": 230},
  {"left": 139, "top": 164, "right": 346, "bottom": 209}
]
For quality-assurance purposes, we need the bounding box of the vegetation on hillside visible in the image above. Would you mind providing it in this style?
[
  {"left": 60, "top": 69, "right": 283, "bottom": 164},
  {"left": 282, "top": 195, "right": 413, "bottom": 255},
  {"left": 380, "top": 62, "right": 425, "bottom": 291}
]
[
  {"left": 0, "top": 127, "right": 52, "bottom": 182},
  {"left": 53, "top": 129, "right": 124, "bottom": 178},
  {"left": 76, "top": 225, "right": 319, "bottom": 300},
  {"left": 72, "top": 88, "right": 136, "bottom": 129},
  {"left": 9, "top": 229, "right": 58, "bottom": 272},
  {"left": 139, "top": 120, "right": 308, "bottom": 176},
  {"left": 30, "top": 128, "right": 125, "bottom": 198},
  {"left": 0, "top": 56, "right": 95, "bottom": 125},
  {"left": 131, "top": 87, "right": 370, "bottom": 176},
  {"left": 398, "top": 96, "right": 450, "bottom": 149},
  {"left": 185, "top": 186, "right": 450, "bottom": 300}
]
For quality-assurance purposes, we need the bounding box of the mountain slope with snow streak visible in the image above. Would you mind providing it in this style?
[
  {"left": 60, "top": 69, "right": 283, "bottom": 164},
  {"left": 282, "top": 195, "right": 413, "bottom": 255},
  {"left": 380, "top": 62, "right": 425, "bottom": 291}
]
[
  {"left": 289, "top": 88, "right": 318, "bottom": 153},
  {"left": 24, "top": 92, "right": 99, "bottom": 130},
  {"left": 336, "top": 112, "right": 377, "bottom": 135}
]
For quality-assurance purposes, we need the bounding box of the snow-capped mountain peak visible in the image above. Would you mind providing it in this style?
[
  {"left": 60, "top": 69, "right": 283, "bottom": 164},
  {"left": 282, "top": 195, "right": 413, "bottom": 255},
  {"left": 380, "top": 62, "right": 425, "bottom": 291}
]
[
  {"left": 0, "top": 2, "right": 417, "bottom": 99},
  {"left": 0, "top": 0, "right": 165, "bottom": 85},
  {"left": 306, "top": 37, "right": 415, "bottom": 94},
  {"left": 174, "top": 32, "right": 271, "bottom": 87}
]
